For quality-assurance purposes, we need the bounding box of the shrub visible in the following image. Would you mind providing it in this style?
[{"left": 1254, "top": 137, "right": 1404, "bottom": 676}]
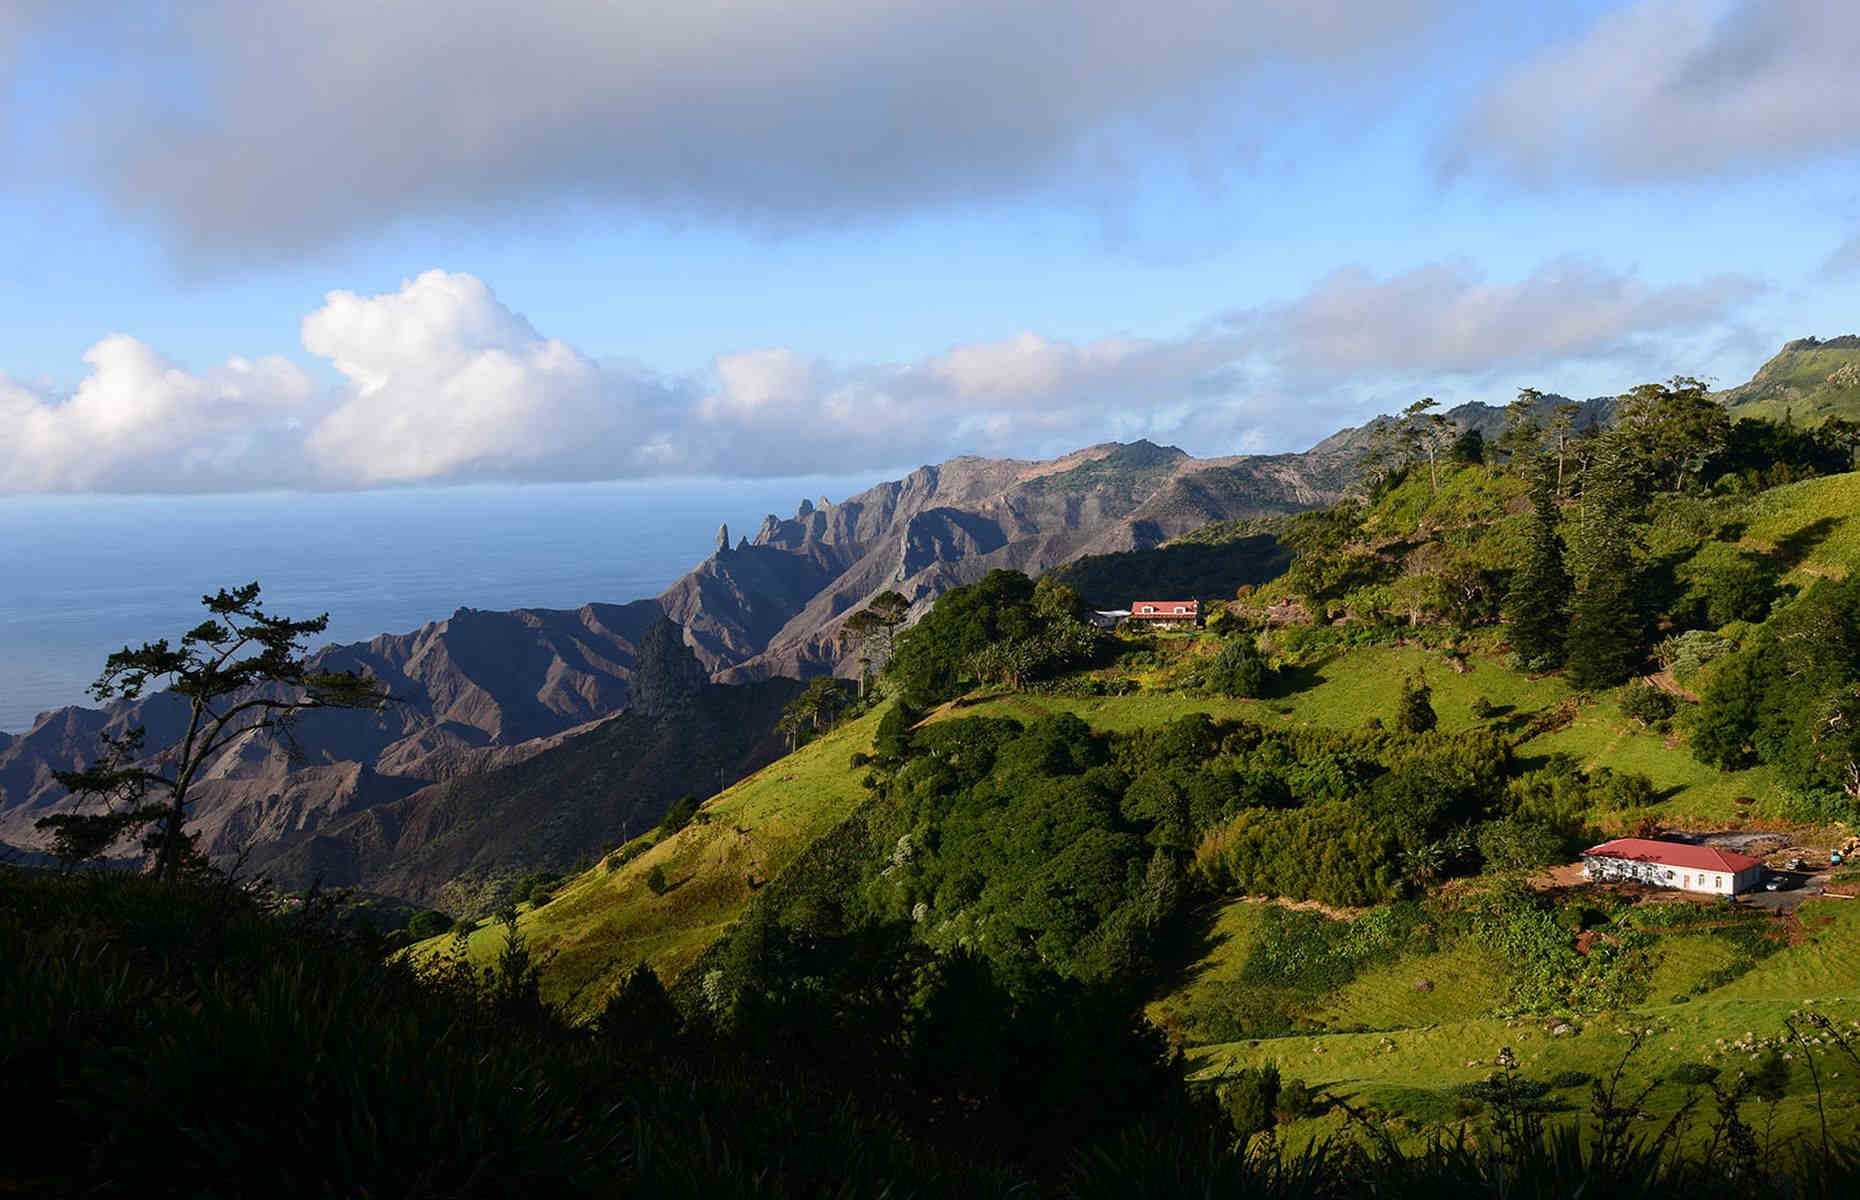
[
  {"left": 1199, "top": 637, "right": 1271, "bottom": 699},
  {"left": 1476, "top": 819, "right": 1569, "bottom": 873},
  {"left": 1277, "top": 1077, "right": 1321, "bottom": 1119},
  {"left": 849, "top": 751, "right": 872, "bottom": 768},
  {"left": 1549, "top": 1070, "right": 1592, "bottom": 1089},
  {"left": 528, "top": 884, "right": 555, "bottom": 908},
  {"left": 1468, "top": 695, "right": 1496, "bottom": 719},
  {"left": 1658, "top": 629, "right": 1733, "bottom": 681},
  {"left": 407, "top": 910, "right": 453, "bottom": 940},
  {"left": 607, "top": 841, "right": 649, "bottom": 872},
  {"left": 1219, "top": 1065, "right": 1281, "bottom": 1138},
  {"left": 1619, "top": 684, "right": 1677, "bottom": 727},
  {"left": 659, "top": 795, "right": 701, "bottom": 835},
  {"left": 646, "top": 865, "right": 669, "bottom": 895},
  {"left": 1668, "top": 1063, "right": 1720, "bottom": 1086},
  {"left": 1395, "top": 673, "right": 1437, "bottom": 735}
]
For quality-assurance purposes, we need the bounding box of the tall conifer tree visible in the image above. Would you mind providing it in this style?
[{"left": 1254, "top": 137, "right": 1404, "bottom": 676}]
[
  {"left": 1505, "top": 460, "right": 1572, "bottom": 669},
  {"left": 1566, "top": 434, "right": 1648, "bottom": 688}
]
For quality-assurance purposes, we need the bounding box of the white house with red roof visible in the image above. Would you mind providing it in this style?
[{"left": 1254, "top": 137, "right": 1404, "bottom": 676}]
[
  {"left": 1580, "top": 837, "right": 1766, "bottom": 895},
  {"left": 1127, "top": 599, "right": 1199, "bottom": 627}
]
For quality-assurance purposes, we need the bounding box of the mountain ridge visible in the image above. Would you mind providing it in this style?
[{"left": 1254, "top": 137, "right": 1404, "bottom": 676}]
[{"left": 8, "top": 337, "right": 1858, "bottom": 901}]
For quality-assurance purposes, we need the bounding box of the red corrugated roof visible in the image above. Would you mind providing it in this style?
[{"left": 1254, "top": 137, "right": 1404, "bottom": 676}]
[
  {"left": 1581, "top": 837, "right": 1763, "bottom": 874},
  {"left": 1129, "top": 600, "right": 1198, "bottom": 617}
]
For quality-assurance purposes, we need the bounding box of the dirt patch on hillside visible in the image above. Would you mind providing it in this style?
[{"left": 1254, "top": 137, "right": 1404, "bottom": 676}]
[
  {"left": 1641, "top": 670, "right": 1699, "bottom": 702},
  {"left": 1233, "top": 895, "right": 1368, "bottom": 921}
]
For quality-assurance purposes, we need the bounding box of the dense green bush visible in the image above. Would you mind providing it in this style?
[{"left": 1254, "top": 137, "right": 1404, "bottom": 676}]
[
  {"left": 1619, "top": 683, "right": 1677, "bottom": 726},
  {"left": 1395, "top": 673, "right": 1437, "bottom": 734},
  {"left": 1668, "top": 1063, "right": 1721, "bottom": 1086},
  {"left": 407, "top": 909, "right": 453, "bottom": 939},
  {"left": 1476, "top": 818, "right": 1570, "bottom": 873},
  {"left": 1219, "top": 1065, "right": 1281, "bottom": 1138},
  {"left": 1193, "top": 636, "right": 1272, "bottom": 698}
]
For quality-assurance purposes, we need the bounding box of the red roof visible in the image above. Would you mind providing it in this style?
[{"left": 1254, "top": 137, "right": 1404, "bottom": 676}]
[
  {"left": 1129, "top": 599, "right": 1199, "bottom": 618},
  {"left": 1581, "top": 837, "right": 1763, "bottom": 874}
]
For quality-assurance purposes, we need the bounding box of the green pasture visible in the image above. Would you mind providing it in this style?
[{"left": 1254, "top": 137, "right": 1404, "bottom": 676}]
[
  {"left": 1739, "top": 471, "right": 1860, "bottom": 581},
  {"left": 1177, "top": 896, "right": 1860, "bottom": 1151},
  {"left": 411, "top": 706, "right": 888, "bottom": 1017}
]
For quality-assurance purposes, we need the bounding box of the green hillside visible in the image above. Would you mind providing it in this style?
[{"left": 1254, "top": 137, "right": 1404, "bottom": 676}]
[
  {"left": 1739, "top": 470, "right": 1860, "bottom": 580},
  {"left": 414, "top": 704, "right": 888, "bottom": 1016},
  {"left": 29, "top": 358, "right": 1860, "bottom": 1196},
  {"left": 938, "top": 645, "right": 1792, "bottom": 827},
  {"left": 1173, "top": 895, "right": 1860, "bottom": 1152},
  {"left": 1721, "top": 335, "right": 1860, "bottom": 425}
]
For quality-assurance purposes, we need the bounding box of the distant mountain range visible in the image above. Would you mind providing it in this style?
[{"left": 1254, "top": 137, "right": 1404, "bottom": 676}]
[{"left": 6, "top": 336, "right": 1856, "bottom": 902}]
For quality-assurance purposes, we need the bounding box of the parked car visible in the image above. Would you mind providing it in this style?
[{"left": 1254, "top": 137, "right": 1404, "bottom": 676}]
[
  {"left": 1764, "top": 877, "right": 1784, "bottom": 892},
  {"left": 1788, "top": 857, "right": 1806, "bottom": 871}
]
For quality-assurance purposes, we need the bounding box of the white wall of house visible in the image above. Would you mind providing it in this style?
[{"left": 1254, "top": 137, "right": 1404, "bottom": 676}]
[{"left": 1582, "top": 856, "right": 1762, "bottom": 894}]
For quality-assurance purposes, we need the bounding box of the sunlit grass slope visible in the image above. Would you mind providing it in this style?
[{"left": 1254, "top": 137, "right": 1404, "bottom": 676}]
[
  {"left": 1173, "top": 896, "right": 1860, "bottom": 1151},
  {"left": 416, "top": 706, "right": 887, "bottom": 1018},
  {"left": 940, "top": 644, "right": 1784, "bottom": 825},
  {"left": 1739, "top": 471, "right": 1860, "bottom": 581}
]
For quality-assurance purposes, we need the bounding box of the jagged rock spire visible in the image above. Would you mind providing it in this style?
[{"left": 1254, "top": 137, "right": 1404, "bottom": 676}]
[
  {"left": 715, "top": 523, "right": 729, "bottom": 555},
  {"left": 632, "top": 617, "right": 707, "bottom": 718}
]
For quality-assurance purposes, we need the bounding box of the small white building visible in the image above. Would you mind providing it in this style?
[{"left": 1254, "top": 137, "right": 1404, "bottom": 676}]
[{"left": 1580, "top": 837, "right": 1765, "bottom": 895}]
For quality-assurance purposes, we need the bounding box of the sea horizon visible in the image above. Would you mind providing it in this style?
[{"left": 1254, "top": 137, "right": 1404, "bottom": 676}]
[{"left": 0, "top": 473, "right": 885, "bottom": 734}]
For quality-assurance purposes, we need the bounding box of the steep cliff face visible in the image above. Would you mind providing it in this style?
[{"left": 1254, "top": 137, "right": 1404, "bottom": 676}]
[
  {"left": 0, "top": 600, "right": 664, "bottom": 849},
  {"left": 704, "top": 440, "right": 1343, "bottom": 681}
]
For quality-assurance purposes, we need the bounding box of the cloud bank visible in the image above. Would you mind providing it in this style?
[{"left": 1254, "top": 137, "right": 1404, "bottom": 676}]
[
  {"left": 0, "top": 263, "right": 1758, "bottom": 492},
  {"left": 13, "top": 0, "right": 1442, "bottom": 261},
  {"left": 1451, "top": 0, "right": 1860, "bottom": 181}
]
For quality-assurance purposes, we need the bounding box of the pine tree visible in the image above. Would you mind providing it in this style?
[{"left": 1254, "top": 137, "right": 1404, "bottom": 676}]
[
  {"left": 1566, "top": 434, "right": 1648, "bottom": 689},
  {"left": 1505, "top": 461, "right": 1572, "bottom": 669}
]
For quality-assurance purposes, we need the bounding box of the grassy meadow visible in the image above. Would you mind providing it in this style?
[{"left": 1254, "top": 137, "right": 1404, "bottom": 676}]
[
  {"left": 412, "top": 705, "right": 888, "bottom": 1017},
  {"left": 1167, "top": 894, "right": 1860, "bottom": 1151}
]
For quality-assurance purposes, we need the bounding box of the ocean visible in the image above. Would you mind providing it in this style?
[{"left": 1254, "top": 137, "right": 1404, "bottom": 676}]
[{"left": 0, "top": 474, "right": 882, "bottom": 734}]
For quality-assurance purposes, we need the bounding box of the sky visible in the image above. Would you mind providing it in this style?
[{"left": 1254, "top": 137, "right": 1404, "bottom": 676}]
[{"left": 2, "top": 0, "right": 1858, "bottom": 493}]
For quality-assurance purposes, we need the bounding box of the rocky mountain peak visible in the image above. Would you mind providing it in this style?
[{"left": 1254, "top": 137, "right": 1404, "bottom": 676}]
[{"left": 629, "top": 618, "right": 708, "bottom": 718}]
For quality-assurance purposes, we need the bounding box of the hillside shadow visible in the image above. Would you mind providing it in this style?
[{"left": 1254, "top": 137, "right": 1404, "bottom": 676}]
[
  {"left": 1774, "top": 516, "right": 1841, "bottom": 567},
  {"left": 1149, "top": 901, "right": 1228, "bottom": 1000},
  {"left": 1266, "top": 661, "right": 1326, "bottom": 699}
]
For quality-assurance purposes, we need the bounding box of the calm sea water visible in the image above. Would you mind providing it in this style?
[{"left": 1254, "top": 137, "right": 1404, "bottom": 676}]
[{"left": 0, "top": 475, "right": 881, "bottom": 734}]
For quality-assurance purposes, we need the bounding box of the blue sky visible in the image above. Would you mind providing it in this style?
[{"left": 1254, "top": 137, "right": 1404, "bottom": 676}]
[{"left": 2, "top": 0, "right": 1857, "bottom": 492}]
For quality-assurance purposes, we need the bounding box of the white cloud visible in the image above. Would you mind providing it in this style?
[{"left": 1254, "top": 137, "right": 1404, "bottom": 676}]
[
  {"left": 300, "top": 271, "right": 674, "bottom": 484},
  {"left": 13, "top": 0, "right": 1443, "bottom": 261},
  {"left": 0, "top": 336, "right": 314, "bottom": 491},
  {"left": 1247, "top": 260, "right": 1764, "bottom": 375},
  {"left": 0, "top": 260, "right": 1761, "bottom": 493},
  {"left": 1450, "top": 0, "right": 1860, "bottom": 181}
]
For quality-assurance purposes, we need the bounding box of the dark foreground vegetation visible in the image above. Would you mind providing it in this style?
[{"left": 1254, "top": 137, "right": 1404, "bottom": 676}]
[{"left": 9, "top": 860, "right": 1860, "bottom": 1196}]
